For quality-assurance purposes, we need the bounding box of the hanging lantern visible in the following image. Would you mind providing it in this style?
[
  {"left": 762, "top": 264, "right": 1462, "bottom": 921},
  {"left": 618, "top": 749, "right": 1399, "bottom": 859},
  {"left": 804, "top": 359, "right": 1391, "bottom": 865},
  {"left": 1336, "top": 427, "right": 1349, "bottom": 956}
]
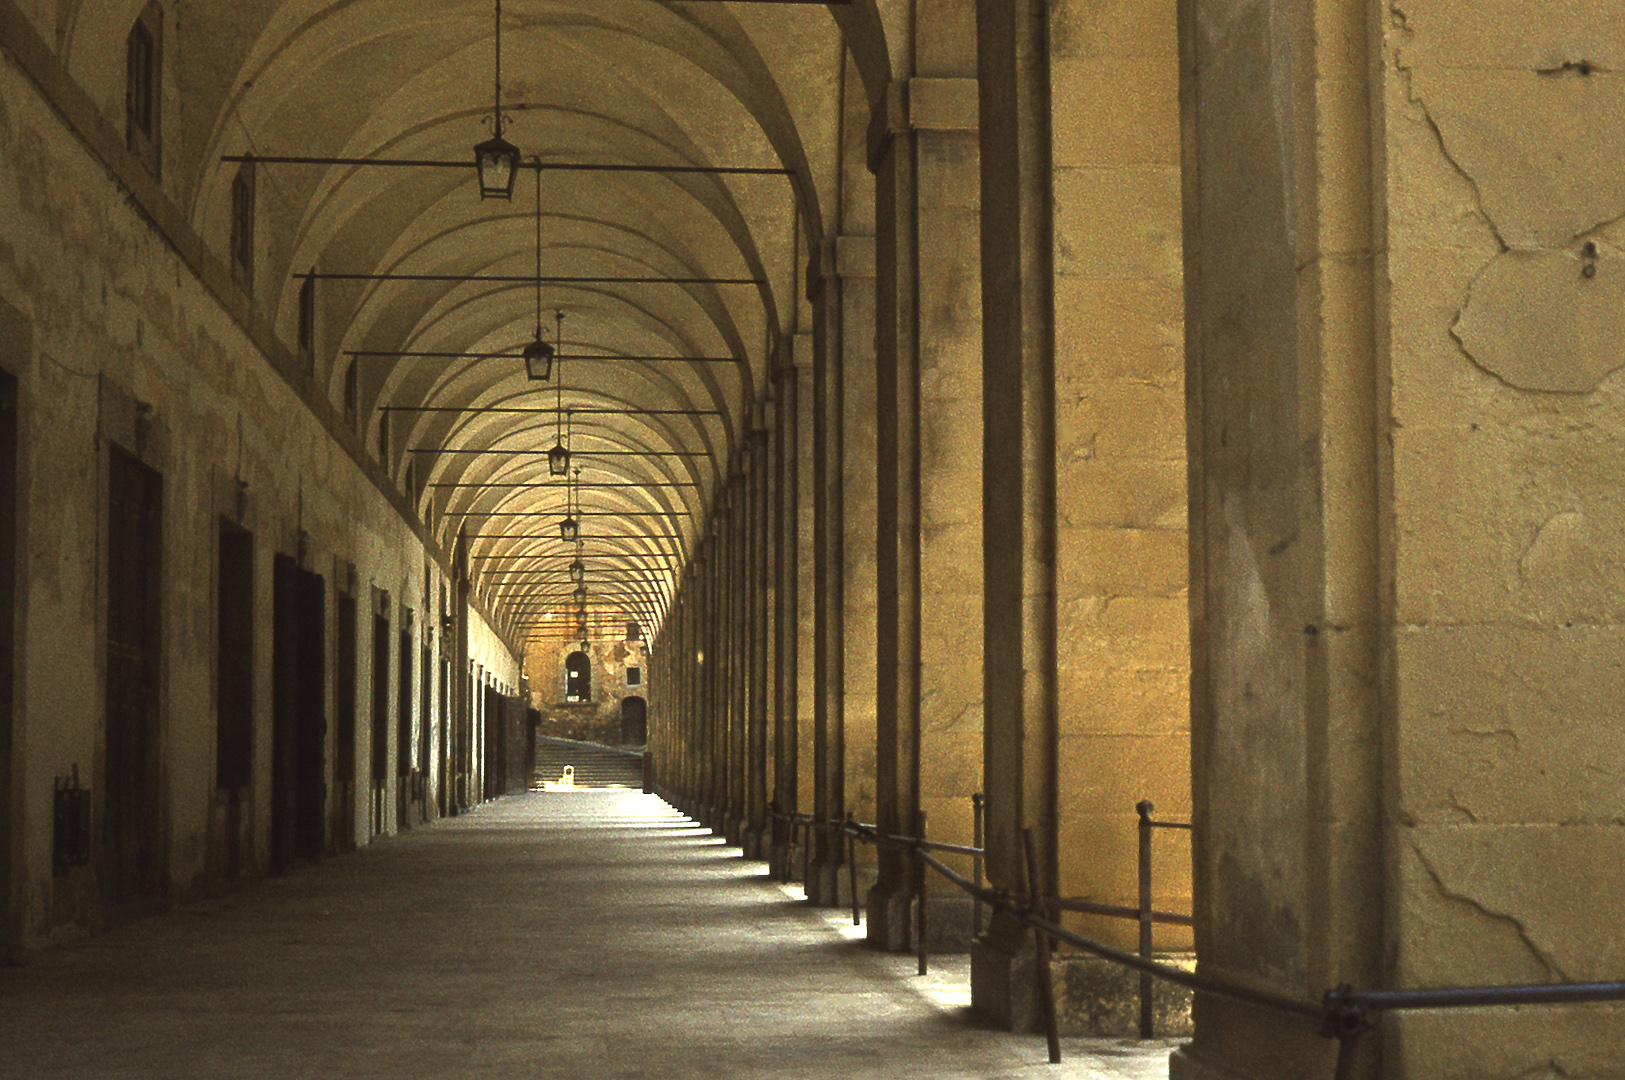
[
  {"left": 573, "top": 584, "right": 588, "bottom": 604},
  {"left": 559, "top": 515, "right": 578, "bottom": 542},
  {"left": 522, "top": 336, "right": 554, "bottom": 381},
  {"left": 474, "top": 134, "right": 520, "bottom": 199},
  {"left": 474, "top": 1, "right": 519, "bottom": 199},
  {"left": 547, "top": 440, "right": 570, "bottom": 476},
  {"left": 569, "top": 558, "right": 585, "bottom": 583}
]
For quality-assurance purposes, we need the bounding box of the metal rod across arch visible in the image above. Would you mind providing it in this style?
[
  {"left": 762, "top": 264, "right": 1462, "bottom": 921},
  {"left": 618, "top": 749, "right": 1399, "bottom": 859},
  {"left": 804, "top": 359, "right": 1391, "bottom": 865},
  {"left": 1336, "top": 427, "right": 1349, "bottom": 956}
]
[
  {"left": 382, "top": 406, "right": 722, "bottom": 416},
  {"left": 348, "top": 351, "right": 738, "bottom": 363},
  {"left": 223, "top": 154, "right": 792, "bottom": 175},
  {"left": 445, "top": 511, "right": 692, "bottom": 517},
  {"left": 296, "top": 271, "right": 762, "bottom": 285},
  {"left": 412, "top": 449, "right": 709, "bottom": 457}
]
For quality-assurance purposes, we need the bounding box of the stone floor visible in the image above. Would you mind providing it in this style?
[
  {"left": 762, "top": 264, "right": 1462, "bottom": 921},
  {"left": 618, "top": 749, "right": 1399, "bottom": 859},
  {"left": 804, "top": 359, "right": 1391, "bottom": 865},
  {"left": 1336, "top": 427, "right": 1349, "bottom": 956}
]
[{"left": 0, "top": 791, "right": 1179, "bottom": 1079}]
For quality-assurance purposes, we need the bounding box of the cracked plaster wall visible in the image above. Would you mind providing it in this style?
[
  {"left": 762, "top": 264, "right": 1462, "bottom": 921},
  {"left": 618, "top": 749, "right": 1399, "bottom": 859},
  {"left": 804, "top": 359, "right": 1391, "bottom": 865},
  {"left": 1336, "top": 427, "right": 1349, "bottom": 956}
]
[{"left": 1386, "top": 1, "right": 1625, "bottom": 1073}]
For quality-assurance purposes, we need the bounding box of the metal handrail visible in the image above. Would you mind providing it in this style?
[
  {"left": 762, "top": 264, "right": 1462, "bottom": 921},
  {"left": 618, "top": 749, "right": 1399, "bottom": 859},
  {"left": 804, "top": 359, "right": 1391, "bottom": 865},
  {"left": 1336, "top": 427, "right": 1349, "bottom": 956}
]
[{"left": 830, "top": 812, "right": 1625, "bottom": 1074}]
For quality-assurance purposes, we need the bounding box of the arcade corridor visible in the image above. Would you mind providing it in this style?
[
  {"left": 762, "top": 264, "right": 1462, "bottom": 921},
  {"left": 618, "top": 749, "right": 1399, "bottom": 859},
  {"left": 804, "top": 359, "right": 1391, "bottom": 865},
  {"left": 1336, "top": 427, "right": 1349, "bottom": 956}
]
[
  {"left": 0, "top": 791, "right": 1173, "bottom": 1080},
  {"left": 2, "top": 0, "right": 1623, "bottom": 1076}
]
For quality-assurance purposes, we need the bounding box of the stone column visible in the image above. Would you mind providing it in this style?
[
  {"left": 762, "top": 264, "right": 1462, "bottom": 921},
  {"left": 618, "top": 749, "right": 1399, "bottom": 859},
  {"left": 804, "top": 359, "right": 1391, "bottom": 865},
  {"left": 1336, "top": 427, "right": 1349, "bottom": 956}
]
[
  {"left": 971, "top": 0, "right": 1059, "bottom": 1027},
  {"left": 696, "top": 542, "right": 717, "bottom": 828},
  {"left": 770, "top": 359, "right": 802, "bottom": 879},
  {"left": 1174, "top": 0, "right": 1378, "bottom": 1074},
  {"left": 837, "top": 231, "right": 878, "bottom": 906},
  {"left": 679, "top": 574, "right": 698, "bottom": 811},
  {"left": 808, "top": 249, "right": 848, "bottom": 905},
  {"left": 728, "top": 469, "right": 749, "bottom": 844},
  {"left": 867, "top": 68, "right": 985, "bottom": 949},
  {"left": 746, "top": 415, "right": 773, "bottom": 859},
  {"left": 867, "top": 80, "right": 922, "bottom": 947}
]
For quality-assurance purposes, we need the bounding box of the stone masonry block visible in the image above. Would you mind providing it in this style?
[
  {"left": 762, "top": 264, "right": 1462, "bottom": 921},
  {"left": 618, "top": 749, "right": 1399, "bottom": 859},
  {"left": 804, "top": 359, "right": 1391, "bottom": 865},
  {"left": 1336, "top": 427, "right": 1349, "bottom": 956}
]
[
  {"left": 1051, "top": 57, "right": 1178, "bottom": 169},
  {"left": 1053, "top": 276, "right": 1183, "bottom": 383},
  {"left": 1053, "top": 166, "right": 1182, "bottom": 281}
]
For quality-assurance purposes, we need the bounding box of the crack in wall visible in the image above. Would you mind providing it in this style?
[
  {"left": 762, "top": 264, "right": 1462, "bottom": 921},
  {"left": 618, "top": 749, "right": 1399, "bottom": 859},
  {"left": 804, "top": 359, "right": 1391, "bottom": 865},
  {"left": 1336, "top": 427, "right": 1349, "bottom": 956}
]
[
  {"left": 1413, "top": 842, "right": 1570, "bottom": 981},
  {"left": 1391, "top": 24, "right": 1625, "bottom": 391},
  {"left": 1450, "top": 727, "right": 1519, "bottom": 747}
]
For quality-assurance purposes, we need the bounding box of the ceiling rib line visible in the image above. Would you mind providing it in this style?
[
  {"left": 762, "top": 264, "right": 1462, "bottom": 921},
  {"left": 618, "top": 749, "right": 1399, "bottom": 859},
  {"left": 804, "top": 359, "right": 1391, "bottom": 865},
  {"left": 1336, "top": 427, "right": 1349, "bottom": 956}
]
[
  {"left": 302, "top": 271, "right": 762, "bottom": 285},
  {"left": 221, "top": 154, "right": 792, "bottom": 175},
  {"left": 350, "top": 351, "right": 739, "bottom": 363}
]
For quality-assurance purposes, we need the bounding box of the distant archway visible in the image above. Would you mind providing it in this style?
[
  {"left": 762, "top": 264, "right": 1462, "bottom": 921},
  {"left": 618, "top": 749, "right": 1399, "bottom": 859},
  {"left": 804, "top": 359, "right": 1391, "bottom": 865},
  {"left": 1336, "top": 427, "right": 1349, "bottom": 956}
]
[
  {"left": 620, "top": 696, "right": 647, "bottom": 746},
  {"left": 564, "top": 652, "right": 591, "bottom": 703}
]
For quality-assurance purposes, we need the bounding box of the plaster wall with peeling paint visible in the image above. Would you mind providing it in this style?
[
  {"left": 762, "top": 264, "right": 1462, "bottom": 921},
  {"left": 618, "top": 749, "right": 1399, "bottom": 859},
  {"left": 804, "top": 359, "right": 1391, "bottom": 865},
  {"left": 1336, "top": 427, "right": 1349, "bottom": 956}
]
[
  {"left": 1177, "top": 0, "right": 1625, "bottom": 1076},
  {"left": 1385, "top": 2, "right": 1625, "bottom": 1074}
]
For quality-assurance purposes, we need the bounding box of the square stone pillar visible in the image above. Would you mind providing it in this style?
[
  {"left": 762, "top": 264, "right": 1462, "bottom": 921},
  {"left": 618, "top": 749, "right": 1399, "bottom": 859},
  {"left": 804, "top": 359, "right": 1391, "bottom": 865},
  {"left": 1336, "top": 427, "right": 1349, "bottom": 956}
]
[
  {"left": 1175, "top": 0, "right": 1375, "bottom": 1075},
  {"left": 867, "top": 65, "right": 985, "bottom": 950},
  {"left": 746, "top": 414, "right": 773, "bottom": 860},
  {"left": 770, "top": 358, "right": 804, "bottom": 880},
  {"left": 971, "top": 0, "right": 1059, "bottom": 1027},
  {"left": 809, "top": 235, "right": 850, "bottom": 905}
]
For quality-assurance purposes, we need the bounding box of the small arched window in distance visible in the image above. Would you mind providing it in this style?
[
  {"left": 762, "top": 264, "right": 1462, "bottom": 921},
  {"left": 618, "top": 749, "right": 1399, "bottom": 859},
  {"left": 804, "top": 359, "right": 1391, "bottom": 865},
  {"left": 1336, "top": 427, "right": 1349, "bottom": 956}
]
[{"left": 564, "top": 651, "right": 591, "bottom": 703}]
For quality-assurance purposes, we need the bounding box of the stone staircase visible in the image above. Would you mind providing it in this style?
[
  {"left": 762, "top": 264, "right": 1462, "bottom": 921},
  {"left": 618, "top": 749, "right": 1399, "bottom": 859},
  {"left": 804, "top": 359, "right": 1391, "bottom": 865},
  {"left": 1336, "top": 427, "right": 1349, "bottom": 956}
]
[{"left": 533, "top": 736, "right": 645, "bottom": 789}]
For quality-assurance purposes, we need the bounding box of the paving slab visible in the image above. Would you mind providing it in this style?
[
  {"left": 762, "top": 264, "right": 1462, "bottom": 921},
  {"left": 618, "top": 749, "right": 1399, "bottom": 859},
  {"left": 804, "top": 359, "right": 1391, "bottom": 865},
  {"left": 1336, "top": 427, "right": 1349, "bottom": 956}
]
[{"left": 0, "top": 791, "right": 1178, "bottom": 1079}]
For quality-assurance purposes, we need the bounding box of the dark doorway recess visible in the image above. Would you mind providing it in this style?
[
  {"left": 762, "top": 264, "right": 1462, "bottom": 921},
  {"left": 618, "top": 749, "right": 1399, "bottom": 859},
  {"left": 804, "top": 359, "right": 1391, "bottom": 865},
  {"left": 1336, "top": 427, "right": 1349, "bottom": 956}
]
[
  {"left": 104, "top": 445, "right": 163, "bottom": 912},
  {"left": 0, "top": 371, "right": 17, "bottom": 959},
  {"left": 395, "top": 619, "right": 412, "bottom": 829},
  {"left": 524, "top": 706, "right": 540, "bottom": 789},
  {"left": 270, "top": 555, "right": 325, "bottom": 872},
  {"left": 482, "top": 681, "right": 502, "bottom": 801},
  {"left": 215, "top": 520, "right": 253, "bottom": 879},
  {"left": 620, "top": 696, "right": 648, "bottom": 746},
  {"left": 333, "top": 591, "right": 357, "bottom": 850},
  {"left": 437, "top": 653, "right": 450, "bottom": 817},
  {"left": 418, "top": 641, "right": 431, "bottom": 822},
  {"left": 565, "top": 651, "right": 590, "bottom": 703},
  {"left": 371, "top": 608, "right": 389, "bottom": 835}
]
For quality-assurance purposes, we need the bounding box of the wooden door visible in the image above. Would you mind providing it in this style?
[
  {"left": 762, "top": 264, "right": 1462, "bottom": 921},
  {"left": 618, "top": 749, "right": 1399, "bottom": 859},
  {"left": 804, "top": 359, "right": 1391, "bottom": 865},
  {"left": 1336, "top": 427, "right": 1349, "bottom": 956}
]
[
  {"left": 0, "top": 372, "right": 17, "bottom": 957},
  {"left": 271, "top": 556, "right": 326, "bottom": 870},
  {"left": 104, "top": 446, "right": 162, "bottom": 909}
]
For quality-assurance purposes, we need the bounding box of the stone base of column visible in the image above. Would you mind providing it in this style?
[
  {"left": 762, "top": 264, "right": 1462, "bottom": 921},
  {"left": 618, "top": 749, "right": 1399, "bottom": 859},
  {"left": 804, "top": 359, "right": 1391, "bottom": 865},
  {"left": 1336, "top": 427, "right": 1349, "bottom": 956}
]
[
  {"left": 865, "top": 880, "right": 913, "bottom": 952},
  {"left": 724, "top": 814, "right": 745, "bottom": 846},
  {"left": 804, "top": 855, "right": 844, "bottom": 906},
  {"left": 1048, "top": 952, "right": 1194, "bottom": 1037},
  {"left": 917, "top": 894, "right": 979, "bottom": 954},
  {"left": 767, "top": 838, "right": 795, "bottom": 881},
  {"left": 698, "top": 803, "right": 718, "bottom": 832},
  {"left": 741, "top": 824, "right": 771, "bottom": 861},
  {"left": 970, "top": 911, "right": 1041, "bottom": 1032}
]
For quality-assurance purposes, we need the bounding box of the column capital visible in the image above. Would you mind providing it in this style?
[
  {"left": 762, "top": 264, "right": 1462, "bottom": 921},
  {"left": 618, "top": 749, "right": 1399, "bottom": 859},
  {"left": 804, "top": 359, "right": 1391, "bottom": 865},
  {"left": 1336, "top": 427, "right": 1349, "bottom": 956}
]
[{"left": 867, "top": 77, "right": 979, "bottom": 170}]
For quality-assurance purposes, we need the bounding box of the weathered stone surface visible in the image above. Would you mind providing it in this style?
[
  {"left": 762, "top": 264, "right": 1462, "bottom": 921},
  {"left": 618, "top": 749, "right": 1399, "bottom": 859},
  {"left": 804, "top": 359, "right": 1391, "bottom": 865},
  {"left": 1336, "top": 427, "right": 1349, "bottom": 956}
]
[{"left": 1454, "top": 248, "right": 1625, "bottom": 392}]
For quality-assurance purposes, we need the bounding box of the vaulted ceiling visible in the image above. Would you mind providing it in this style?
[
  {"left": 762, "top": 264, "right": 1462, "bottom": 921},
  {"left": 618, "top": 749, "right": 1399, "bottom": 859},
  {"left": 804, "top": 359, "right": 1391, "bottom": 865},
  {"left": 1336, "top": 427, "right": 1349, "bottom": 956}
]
[{"left": 55, "top": 0, "right": 898, "bottom": 645}]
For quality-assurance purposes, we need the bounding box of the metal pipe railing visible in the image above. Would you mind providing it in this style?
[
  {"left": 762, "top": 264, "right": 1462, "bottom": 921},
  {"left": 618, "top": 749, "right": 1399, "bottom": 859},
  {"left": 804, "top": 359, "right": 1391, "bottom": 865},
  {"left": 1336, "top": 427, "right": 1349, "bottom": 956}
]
[{"left": 830, "top": 808, "right": 1625, "bottom": 1072}]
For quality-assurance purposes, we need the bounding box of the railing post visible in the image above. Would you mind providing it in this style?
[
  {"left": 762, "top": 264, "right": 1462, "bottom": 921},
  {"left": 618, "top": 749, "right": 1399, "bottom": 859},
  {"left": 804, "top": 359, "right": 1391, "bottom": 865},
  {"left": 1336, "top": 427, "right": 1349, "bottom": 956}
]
[
  {"left": 848, "top": 810, "right": 861, "bottom": 926},
  {"left": 916, "top": 810, "right": 928, "bottom": 976},
  {"left": 1024, "top": 827, "right": 1062, "bottom": 1064},
  {"left": 971, "top": 792, "right": 984, "bottom": 938},
  {"left": 1137, "top": 799, "right": 1154, "bottom": 1039}
]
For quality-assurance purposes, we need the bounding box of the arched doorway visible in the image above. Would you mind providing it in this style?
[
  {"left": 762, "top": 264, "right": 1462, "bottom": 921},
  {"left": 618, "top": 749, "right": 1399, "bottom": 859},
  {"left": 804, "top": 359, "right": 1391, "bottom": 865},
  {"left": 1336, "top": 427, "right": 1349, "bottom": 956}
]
[
  {"left": 620, "top": 696, "right": 647, "bottom": 746},
  {"left": 564, "top": 652, "right": 591, "bottom": 703}
]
